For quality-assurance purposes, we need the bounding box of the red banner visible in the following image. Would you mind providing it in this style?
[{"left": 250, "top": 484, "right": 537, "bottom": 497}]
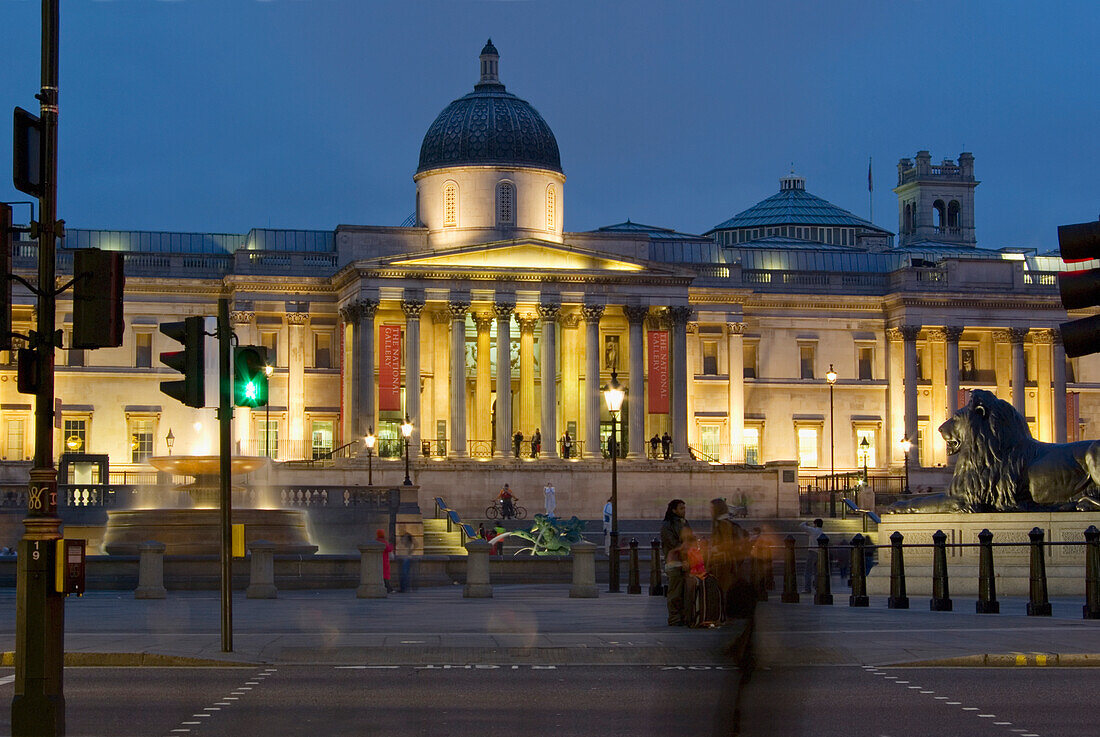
[
  {"left": 379, "top": 325, "right": 402, "bottom": 411},
  {"left": 647, "top": 329, "right": 670, "bottom": 414}
]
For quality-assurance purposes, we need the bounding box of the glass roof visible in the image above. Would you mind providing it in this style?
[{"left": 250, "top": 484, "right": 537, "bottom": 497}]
[{"left": 709, "top": 187, "right": 892, "bottom": 234}]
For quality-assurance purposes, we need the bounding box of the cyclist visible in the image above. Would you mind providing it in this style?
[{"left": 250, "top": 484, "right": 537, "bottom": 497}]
[{"left": 498, "top": 483, "right": 516, "bottom": 519}]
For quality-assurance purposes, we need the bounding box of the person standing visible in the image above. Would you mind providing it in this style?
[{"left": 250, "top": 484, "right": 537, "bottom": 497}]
[
  {"left": 650, "top": 434, "right": 661, "bottom": 459},
  {"left": 398, "top": 532, "right": 415, "bottom": 593},
  {"left": 532, "top": 428, "right": 542, "bottom": 457},
  {"left": 376, "top": 529, "right": 395, "bottom": 593},
  {"left": 661, "top": 431, "right": 672, "bottom": 459},
  {"left": 498, "top": 483, "right": 516, "bottom": 519},
  {"left": 799, "top": 518, "right": 827, "bottom": 593},
  {"left": 602, "top": 497, "right": 613, "bottom": 554},
  {"left": 561, "top": 431, "right": 573, "bottom": 459},
  {"left": 544, "top": 481, "right": 557, "bottom": 517},
  {"left": 660, "top": 499, "right": 690, "bottom": 626},
  {"left": 513, "top": 431, "right": 523, "bottom": 459}
]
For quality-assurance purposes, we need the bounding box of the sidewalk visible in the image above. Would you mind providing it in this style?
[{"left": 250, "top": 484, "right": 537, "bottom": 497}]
[
  {"left": 752, "top": 594, "right": 1100, "bottom": 667},
  {"left": 0, "top": 585, "right": 746, "bottom": 667}
]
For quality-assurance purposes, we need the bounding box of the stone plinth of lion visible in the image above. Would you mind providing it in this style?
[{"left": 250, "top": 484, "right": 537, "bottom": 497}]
[{"left": 893, "top": 389, "right": 1100, "bottom": 512}]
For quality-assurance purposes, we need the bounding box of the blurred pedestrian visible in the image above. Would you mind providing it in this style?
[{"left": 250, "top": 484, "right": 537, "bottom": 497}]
[
  {"left": 661, "top": 432, "right": 671, "bottom": 459},
  {"left": 376, "top": 529, "right": 395, "bottom": 593},
  {"left": 544, "top": 481, "right": 557, "bottom": 517},
  {"left": 398, "top": 532, "right": 415, "bottom": 592},
  {"left": 602, "top": 497, "right": 613, "bottom": 554},
  {"left": 799, "top": 518, "right": 827, "bottom": 593},
  {"left": 661, "top": 499, "right": 690, "bottom": 626}
]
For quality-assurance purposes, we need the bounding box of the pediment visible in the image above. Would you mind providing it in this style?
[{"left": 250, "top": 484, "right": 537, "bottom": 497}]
[{"left": 388, "top": 241, "right": 646, "bottom": 273}]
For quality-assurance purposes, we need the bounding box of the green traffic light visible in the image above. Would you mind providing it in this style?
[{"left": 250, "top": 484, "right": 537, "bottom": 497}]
[{"left": 233, "top": 345, "right": 269, "bottom": 407}]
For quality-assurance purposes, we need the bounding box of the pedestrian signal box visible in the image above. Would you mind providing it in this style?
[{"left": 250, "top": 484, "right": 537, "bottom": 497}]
[{"left": 55, "top": 538, "right": 86, "bottom": 596}]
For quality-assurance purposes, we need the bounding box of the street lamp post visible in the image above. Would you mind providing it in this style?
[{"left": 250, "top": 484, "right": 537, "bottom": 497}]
[
  {"left": 401, "top": 416, "right": 413, "bottom": 486},
  {"left": 860, "top": 436, "right": 869, "bottom": 487},
  {"left": 826, "top": 364, "right": 837, "bottom": 518},
  {"left": 603, "top": 371, "right": 624, "bottom": 593},
  {"left": 263, "top": 364, "right": 273, "bottom": 457},
  {"left": 900, "top": 436, "right": 912, "bottom": 495},
  {"left": 166, "top": 428, "right": 175, "bottom": 457},
  {"left": 365, "top": 427, "right": 376, "bottom": 487}
]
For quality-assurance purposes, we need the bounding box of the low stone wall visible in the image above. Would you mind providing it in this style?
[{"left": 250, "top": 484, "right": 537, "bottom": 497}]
[{"left": 866, "top": 511, "right": 1100, "bottom": 597}]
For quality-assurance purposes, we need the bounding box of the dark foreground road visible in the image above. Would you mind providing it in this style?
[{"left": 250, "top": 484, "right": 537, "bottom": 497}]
[{"left": 0, "top": 664, "right": 1096, "bottom": 736}]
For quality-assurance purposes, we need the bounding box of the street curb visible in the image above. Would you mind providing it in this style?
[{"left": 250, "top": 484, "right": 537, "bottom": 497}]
[
  {"left": 889, "top": 652, "right": 1100, "bottom": 667},
  {"left": 1, "top": 651, "right": 255, "bottom": 668}
]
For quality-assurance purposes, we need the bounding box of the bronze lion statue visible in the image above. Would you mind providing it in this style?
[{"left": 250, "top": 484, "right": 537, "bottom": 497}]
[{"left": 892, "top": 389, "right": 1100, "bottom": 512}]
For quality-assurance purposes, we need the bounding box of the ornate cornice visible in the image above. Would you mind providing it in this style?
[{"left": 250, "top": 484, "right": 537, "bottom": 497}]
[
  {"left": 885, "top": 328, "right": 903, "bottom": 342},
  {"left": 560, "top": 313, "right": 582, "bottom": 329},
  {"left": 992, "top": 330, "right": 1010, "bottom": 343},
  {"left": 667, "top": 305, "right": 694, "bottom": 326},
  {"left": 230, "top": 311, "right": 254, "bottom": 325},
  {"left": 727, "top": 322, "right": 745, "bottom": 336},
  {"left": 685, "top": 322, "right": 698, "bottom": 334},
  {"left": 493, "top": 302, "right": 516, "bottom": 319},
  {"left": 925, "top": 328, "right": 946, "bottom": 341},
  {"left": 1008, "top": 327, "right": 1028, "bottom": 344},
  {"left": 899, "top": 325, "right": 922, "bottom": 341},
  {"left": 286, "top": 312, "right": 310, "bottom": 326},
  {"left": 943, "top": 325, "right": 964, "bottom": 342},
  {"left": 581, "top": 303, "right": 605, "bottom": 323},
  {"left": 431, "top": 309, "right": 451, "bottom": 325},
  {"left": 1032, "top": 329, "right": 1055, "bottom": 345},
  {"left": 447, "top": 302, "right": 470, "bottom": 320}
]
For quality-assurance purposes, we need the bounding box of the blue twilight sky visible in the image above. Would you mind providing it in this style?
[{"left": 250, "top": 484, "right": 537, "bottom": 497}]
[{"left": 0, "top": 0, "right": 1097, "bottom": 250}]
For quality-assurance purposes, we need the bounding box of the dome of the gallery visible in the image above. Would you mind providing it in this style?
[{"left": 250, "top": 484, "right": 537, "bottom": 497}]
[{"left": 417, "top": 40, "right": 562, "bottom": 175}]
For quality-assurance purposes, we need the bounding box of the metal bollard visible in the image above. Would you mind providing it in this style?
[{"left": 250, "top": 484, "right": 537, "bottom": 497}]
[
  {"left": 569, "top": 540, "right": 598, "bottom": 598},
  {"left": 930, "top": 529, "right": 952, "bottom": 611},
  {"left": 753, "top": 540, "right": 768, "bottom": 602},
  {"left": 463, "top": 539, "right": 493, "bottom": 598},
  {"left": 648, "top": 538, "right": 664, "bottom": 596},
  {"left": 976, "top": 528, "right": 999, "bottom": 614},
  {"left": 1084, "top": 525, "right": 1100, "bottom": 620},
  {"left": 848, "top": 534, "right": 868, "bottom": 607},
  {"left": 888, "top": 531, "right": 909, "bottom": 609},
  {"left": 781, "top": 535, "right": 799, "bottom": 603},
  {"left": 1026, "top": 527, "right": 1052, "bottom": 616},
  {"left": 627, "top": 538, "right": 641, "bottom": 594},
  {"left": 246, "top": 540, "right": 277, "bottom": 599},
  {"left": 815, "top": 533, "right": 833, "bottom": 605}
]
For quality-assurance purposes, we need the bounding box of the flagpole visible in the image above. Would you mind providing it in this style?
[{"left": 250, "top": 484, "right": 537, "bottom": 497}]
[{"left": 868, "top": 156, "right": 874, "bottom": 223}]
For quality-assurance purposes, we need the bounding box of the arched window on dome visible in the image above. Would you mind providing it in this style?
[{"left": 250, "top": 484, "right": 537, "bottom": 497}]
[
  {"left": 497, "top": 181, "right": 515, "bottom": 226},
  {"left": 545, "top": 185, "right": 556, "bottom": 231},
  {"left": 443, "top": 181, "right": 458, "bottom": 227}
]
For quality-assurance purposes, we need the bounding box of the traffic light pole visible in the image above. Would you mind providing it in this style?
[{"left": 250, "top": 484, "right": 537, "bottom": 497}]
[
  {"left": 13, "top": 1, "right": 66, "bottom": 734},
  {"left": 218, "top": 299, "right": 233, "bottom": 652}
]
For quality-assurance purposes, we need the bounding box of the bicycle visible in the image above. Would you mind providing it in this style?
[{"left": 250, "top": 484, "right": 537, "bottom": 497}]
[{"left": 485, "top": 501, "right": 527, "bottom": 520}]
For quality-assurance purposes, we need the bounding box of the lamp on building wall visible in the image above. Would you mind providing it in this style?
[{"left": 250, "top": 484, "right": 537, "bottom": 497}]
[
  {"left": 264, "top": 364, "right": 274, "bottom": 457},
  {"left": 859, "top": 436, "right": 869, "bottom": 487},
  {"left": 900, "top": 436, "right": 912, "bottom": 495},
  {"left": 603, "top": 371, "right": 625, "bottom": 593},
  {"left": 825, "top": 364, "right": 838, "bottom": 518},
  {"left": 401, "top": 416, "right": 413, "bottom": 486},
  {"left": 365, "top": 427, "right": 376, "bottom": 486},
  {"left": 165, "top": 428, "right": 175, "bottom": 456}
]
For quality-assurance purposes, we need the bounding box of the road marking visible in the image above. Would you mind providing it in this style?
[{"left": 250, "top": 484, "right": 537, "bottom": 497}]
[
  {"left": 934, "top": 696, "right": 949, "bottom": 700},
  {"left": 994, "top": 723, "right": 1012, "bottom": 726},
  {"left": 215, "top": 702, "right": 231, "bottom": 706},
  {"left": 181, "top": 722, "right": 200, "bottom": 726},
  {"left": 191, "top": 714, "right": 211, "bottom": 718},
  {"left": 962, "top": 707, "right": 979, "bottom": 711},
  {"left": 919, "top": 691, "right": 933, "bottom": 694},
  {"left": 978, "top": 714, "right": 995, "bottom": 718},
  {"left": 946, "top": 702, "right": 961, "bottom": 705}
]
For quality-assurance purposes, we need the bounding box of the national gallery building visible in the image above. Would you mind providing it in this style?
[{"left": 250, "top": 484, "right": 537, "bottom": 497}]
[{"left": 0, "top": 42, "right": 1085, "bottom": 500}]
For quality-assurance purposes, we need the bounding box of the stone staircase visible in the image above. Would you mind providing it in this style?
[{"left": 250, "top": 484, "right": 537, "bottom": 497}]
[{"left": 422, "top": 517, "right": 468, "bottom": 556}]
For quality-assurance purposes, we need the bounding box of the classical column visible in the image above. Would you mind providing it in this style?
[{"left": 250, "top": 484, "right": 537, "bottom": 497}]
[
  {"left": 1052, "top": 329, "right": 1067, "bottom": 443},
  {"left": 473, "top": 312, "right": 494, "bottom": 445},
  {"left": 560, "top": 312, "right": 582, "bottom": 450},
  {"left": 493, "top": 301, "right": 515, "bottom": 457},
  {"left": 430, "top": 308, "right": 451, "bottom": 451},
  {"left": 944, "top": 325, "right": 963, "bottom": 416},
  {"left": 899, "top": 324, "right": 921, "bottom": 464},
  {"left": 339, "top": 303, "right": 362, "bottom": 438},
  {"left": 1033, "top": 329, "right": 1054, "bottom": 442},
  {"left": 582, "top": 304, "right": 605, "bottom": 459},
  {"left": 668, "top": 306, "right": 693, "bottom": 457},
  {"left": 402, "top": 299, "right": 424, "bottom": 451},
  {"left": 1008, "top": 327, "right": 1028, "bottom": 416},
  {"left": 287, "top": 311, "right": 310, "bottom": 458},
  {"left": 356, "top": 300, "right": 378, "bottom": 437},
  {"left": 517, "top": 312, "right": 539, "bottom": 436},
  {"left": 727, "top": 321, "right": 745, "bottom": 464},
  {"left": 623, "top": 305, "right": 649, "bottom": 459},
  {"left": 538, "top": 302, "right": 561, "bottom": 459},
  {"left": 448, "top": 301, "right": 470, "bottom": 458}
]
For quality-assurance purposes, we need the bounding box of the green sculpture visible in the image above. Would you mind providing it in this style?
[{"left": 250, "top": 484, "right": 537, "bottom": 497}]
[{"left": 505, "top": 514, "right": 586, "bottom": 556}]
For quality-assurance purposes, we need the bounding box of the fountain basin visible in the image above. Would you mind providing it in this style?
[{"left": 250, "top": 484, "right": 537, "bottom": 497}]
[{"left": 103, "top": 508, "right": 317, "bottom": 556}]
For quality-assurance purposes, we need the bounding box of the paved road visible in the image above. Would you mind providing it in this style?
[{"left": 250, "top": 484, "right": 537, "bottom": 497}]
[
  {"left": 739, "top": 666, "right": 1100, "bottom": 737},
  {"left": 0, "top": 665, "right": 741, "bottom": 737}
]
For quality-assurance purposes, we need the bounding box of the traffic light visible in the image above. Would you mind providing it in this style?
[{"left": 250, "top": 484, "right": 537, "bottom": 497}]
[
  {"left": 1057, "top": 220, "right": 1100, "bottom": 358},
  {"left": 1, "top": 203, "right": 11, "bottom": 352},
  {"left": 72, "top": 248, "right": 125, "bottom": 348},
  {"left": 233, "top": 345, "right": 268, "bottom": 407},
  {"left": 159, "top": 316, "right": 206, "bottom": 407}
]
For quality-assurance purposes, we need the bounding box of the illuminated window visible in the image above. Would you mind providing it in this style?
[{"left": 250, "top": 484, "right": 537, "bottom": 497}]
[
  {"left": 699, "top": 425, "right": 720, "bottom": 459},
  {"left": 856, "top": 428, "right": 876, "bottom": 468},
  {"left": 858, "top": 346, "right": 873, "bottom": 380},
  {"left": 497, "top": 182, "right": 514, "bottom": 225},
  {"left": 443, "top": 182, "right": 458, "bottom": 227},
  {"left": 702, "top": 340, "right": 718, "bottom": 375},
  {"left": 261, "top": 331, "right": 278, "bottom": 367},
  {"left": 311, "top": 420, "right": 334, "bottom": 460},
  {"left": 799, "top": 344, "right": 815, "bottom": 379},
  {"left": 5, "top": 418, "right": 25, "bottom": 460},
  {"left": 129, "top": 417, "right": 154, "bottom": 464},
  {"left": 545, "top": 185, "right": 556, "bottom": 231},
  {"left": 742, "top": 426, "right": 761, "bottom": 465},
  {"left": 63, "top": 419, "right": 87, "bottom": 454},
  {"left": 797, "top": 427, "right": 819, "bottom": 468},
  {"left": 259, "top": 419, "right": 279, "bottom": 459}
]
